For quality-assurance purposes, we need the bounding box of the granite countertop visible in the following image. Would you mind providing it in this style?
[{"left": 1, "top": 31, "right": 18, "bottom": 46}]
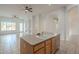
[{"left": 20, "top": 33, "right": 58, "bottom": 45}]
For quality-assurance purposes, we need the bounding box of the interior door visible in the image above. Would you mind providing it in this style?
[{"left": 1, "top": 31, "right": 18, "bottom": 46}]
[{"left": 68, "top": 6, "right": 79, "bottom": 36}]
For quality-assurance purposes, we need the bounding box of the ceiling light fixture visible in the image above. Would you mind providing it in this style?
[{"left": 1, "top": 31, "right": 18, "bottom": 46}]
[
  {"left": 25, "top": 9, "right": 28, "bottom": 12},
  {"left": 25, "top": 6, "right": 32, "bottom": 13}
]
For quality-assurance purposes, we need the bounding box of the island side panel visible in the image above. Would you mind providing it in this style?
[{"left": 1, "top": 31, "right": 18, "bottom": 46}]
[
  {"left": 52, "top": 34, "right": 60, "bottom": 53},
  {"left": 55, "top": 34, "right": 60, "bottom": 50},
  {"left": 20, "top": 39, "right": 33, "bottom": 54}
]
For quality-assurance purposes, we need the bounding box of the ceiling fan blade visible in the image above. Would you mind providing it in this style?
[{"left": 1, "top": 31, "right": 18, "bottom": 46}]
[
  {"left": 26, "top": 6, "right": 28, "bottom": 8},
  {"left": 30, "top": 10, "right": 32, "bottom": 12},
  {"left": 25, "top": 6, "right": 28, "bottom": 9},
  {"left": 29, "top": 8, "right": 32, "bottom": 9},
  {"left": 24, "top": 6, "right": 32, "bottom": 13},
  {"left": 28, "top": 9, "right": 32, "bottom": 12}
]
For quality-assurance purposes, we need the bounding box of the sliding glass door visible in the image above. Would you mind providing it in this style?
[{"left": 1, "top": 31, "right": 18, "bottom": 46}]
[
  {"left": 0, "top": 18, "right": 30, "bottom": 35},
  {"left": 1, "top": 22, "right": 6, "bottom": 31},
  {"left": 1, "top": 21, "right": 16, "bottom": 31}
]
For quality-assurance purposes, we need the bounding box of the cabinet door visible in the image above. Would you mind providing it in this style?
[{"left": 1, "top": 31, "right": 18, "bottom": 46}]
[
  {"left": 55, "top": 35, "right": 60, "bottom": 49},
  {"left": 52, "top": 37, "right": 56, "bottom": 53},
  {"left": 46, "top": 39, "right": 52, "bottom": 54},
  {"left": 52, "top": 35, "right": 60, "bottom": 53},
  {"left": 46, "top": 45, "right": 51, "bottom": 54}
]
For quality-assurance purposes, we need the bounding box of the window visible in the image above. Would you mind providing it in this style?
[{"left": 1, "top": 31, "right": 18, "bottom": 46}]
[
  {"left": 11, "top": 23, "right": 16, "bottom": 30},
  {"left": 0, "top": 19, "right": 26, "bottom": 34},
  {"left": 6, "top": 22, "right": 12, "bottom": 31},
  {"left": 19, "top": 23, "right": 23, "bottom": 32},
  {"left": 1, "top": 22, "right": 16, "bottom": 31},
  {"left": 1, "top": 22, "right": 7, "bottom": 31}
]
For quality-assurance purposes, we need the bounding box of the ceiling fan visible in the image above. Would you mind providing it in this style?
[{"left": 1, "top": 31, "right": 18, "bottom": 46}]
[{"left": 25, "top": 6, "right": 32, "bottom": 13}]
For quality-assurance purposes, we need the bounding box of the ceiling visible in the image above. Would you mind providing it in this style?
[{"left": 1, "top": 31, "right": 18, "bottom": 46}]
[{"left": 0, "top": 4, "right": 68, "bottom": 19}]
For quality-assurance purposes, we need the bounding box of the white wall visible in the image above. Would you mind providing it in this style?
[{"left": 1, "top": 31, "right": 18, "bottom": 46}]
[
  {"left": 40, "top": 14, "right": 57, "bottom": 33},
  {"left": 35, "top": 5, "right": 79, "bottom": 40},
  {"left": 31, "top": 7, "right": 67, "bottom": 40}
]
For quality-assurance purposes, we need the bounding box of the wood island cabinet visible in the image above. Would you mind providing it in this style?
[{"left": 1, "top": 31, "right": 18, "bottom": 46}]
[
  {"left": 20, "top": 34, "right": 60, "bottom": 54},
  {"left": 52, "top": 35, "right": 60, "bottom": 53}
]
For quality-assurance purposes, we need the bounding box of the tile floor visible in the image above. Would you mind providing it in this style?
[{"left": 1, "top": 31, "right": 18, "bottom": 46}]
[
  {"left": 56, "top": 35, "right": 79, "bottom": 54},
  {"left": 0, "top": 33, "right": 23, "bottom": 54},
  {"left": 0, "top": 33, "right": 79, "bottom": 54}
]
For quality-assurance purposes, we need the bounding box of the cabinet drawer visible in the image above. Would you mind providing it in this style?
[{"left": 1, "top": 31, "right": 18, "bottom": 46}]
[
  {"left": 34, "top": 48, "right": 45, "bottom": 54},
  {"left": 34, "top": 42, "right": 44, "bottom": 51},
  {"left": 46, "top": 39, "right": 51, "bottom": 45}
]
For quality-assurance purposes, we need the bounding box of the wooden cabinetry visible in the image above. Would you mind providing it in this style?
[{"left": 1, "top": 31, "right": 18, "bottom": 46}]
[
  {"left": 34, "top": 48, "right": 45, "bottom": 54},
  {"left": 52, "top": 34, "right": 60, "bottom": 53},
  {"left": 20, "top": 34, "right": 60, "bottom": 54},
  {"left": 46, "top": 39, "right": 52, "bottom": 54},
  {"left": 34, "top": 42, "right": 44, "bottom": 52},
  {"left": 20, "top": 39, "right": 33, "bottom": 54}
]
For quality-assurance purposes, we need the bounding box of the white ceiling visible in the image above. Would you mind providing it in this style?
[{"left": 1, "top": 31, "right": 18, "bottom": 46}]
[
  {"left": 0, "top": 4, "right": 68, "bottom": 19},
  {"left": 30, "top": 4, "right": 68, "bottom": 14}
]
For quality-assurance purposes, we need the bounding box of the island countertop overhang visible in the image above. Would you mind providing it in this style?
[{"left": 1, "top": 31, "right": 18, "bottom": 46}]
[{"left": 20, "top": 33, "right": 59, "bottom": 45}]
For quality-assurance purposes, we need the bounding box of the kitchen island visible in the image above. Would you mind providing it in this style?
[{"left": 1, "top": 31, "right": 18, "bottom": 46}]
[{"left": 20, "top": 33, "right": 60, "bottom": 54}]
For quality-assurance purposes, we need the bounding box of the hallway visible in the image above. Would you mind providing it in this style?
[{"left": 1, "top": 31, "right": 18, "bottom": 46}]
[{"left": 57, "top": 35, "right": 79, "bottom": 54}]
